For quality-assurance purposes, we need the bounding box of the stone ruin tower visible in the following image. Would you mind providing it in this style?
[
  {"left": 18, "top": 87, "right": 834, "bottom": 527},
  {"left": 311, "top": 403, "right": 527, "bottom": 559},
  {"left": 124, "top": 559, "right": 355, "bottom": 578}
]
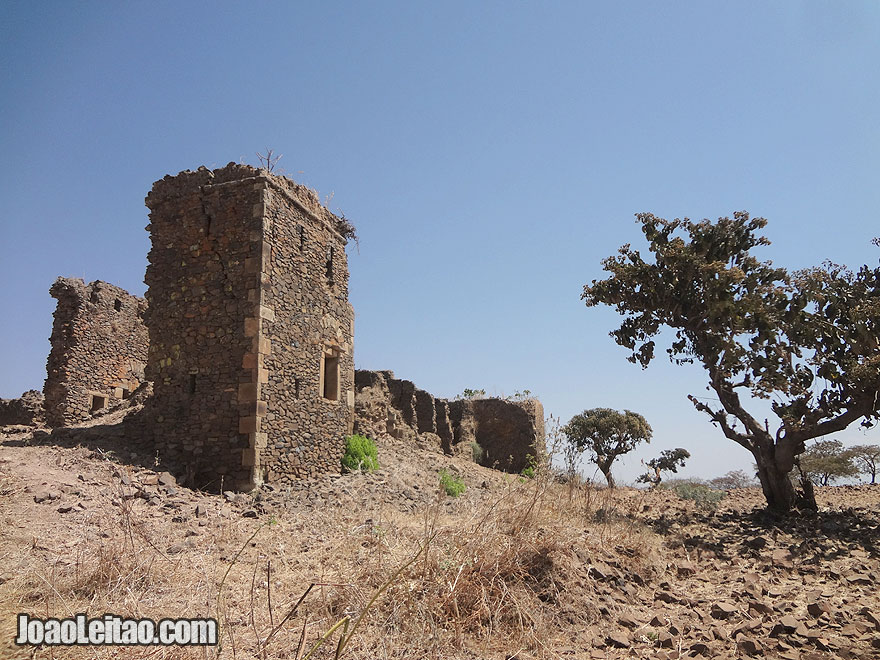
[
  {"left": 44, "top": 278, "right": 148, "bottom": 427},
  {"left": 144, "top": 164, "right": 355, "bottom": 490}
]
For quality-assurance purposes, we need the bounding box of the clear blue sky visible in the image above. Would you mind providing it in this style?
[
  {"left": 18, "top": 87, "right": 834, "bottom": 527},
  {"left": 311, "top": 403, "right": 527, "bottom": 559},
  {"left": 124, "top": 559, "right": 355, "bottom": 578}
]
[{"left": 2, "top": 2, "right": 878, "bottom": 483}]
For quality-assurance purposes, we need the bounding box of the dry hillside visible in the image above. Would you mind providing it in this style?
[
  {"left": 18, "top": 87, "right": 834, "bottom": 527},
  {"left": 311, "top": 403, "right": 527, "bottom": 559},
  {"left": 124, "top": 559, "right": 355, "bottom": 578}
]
[{"left": 1, "top": 419, "right": 879, "bottom": 660}]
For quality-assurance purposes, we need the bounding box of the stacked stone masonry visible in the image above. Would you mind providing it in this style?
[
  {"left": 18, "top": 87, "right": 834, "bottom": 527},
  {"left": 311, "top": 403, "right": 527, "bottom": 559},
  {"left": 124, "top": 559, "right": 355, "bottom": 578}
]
[
  {"left": 43, "top": 278, "right": 148, "bottom": 427},
  {"left": 354, "top": 370, "right": 544, "bottom": 473},
  {"left": 0, "top": 390, "right": 45, "bottom": 427},
  {"left": 143, "top": 164, "right": 354, "bottom": 490}
]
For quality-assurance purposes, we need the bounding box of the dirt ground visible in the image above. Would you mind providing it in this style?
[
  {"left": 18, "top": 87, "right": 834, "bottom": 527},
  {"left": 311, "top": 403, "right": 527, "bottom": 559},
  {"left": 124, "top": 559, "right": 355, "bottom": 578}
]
[{"left": 1, "top": 422, "right": 879, "bottom": 660}]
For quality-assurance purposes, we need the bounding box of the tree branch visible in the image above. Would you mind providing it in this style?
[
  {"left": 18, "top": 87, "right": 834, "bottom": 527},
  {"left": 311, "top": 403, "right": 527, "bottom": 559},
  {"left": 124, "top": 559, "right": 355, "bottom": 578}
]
[
  {"left": 688, "top": 395, "right": 753, "bottom": 451},
  {"left": 708, "top": 367, "right": 768, "bottom": 445},
  {"left": 785, "top": 397, "right": 875, "bottom": 445}
]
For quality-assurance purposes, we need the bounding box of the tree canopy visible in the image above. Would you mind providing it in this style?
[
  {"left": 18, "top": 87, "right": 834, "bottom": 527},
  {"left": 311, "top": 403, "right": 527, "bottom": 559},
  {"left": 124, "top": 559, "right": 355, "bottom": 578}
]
[
  {"left": 797, "top": 439, "right": 859, "bottom": 487},
  {"left": 562, "top": 408, "right": 652, "bottom": 488},
  {"left": 583, "top": 212, "right": 880, "bottom": 513},
  {"left": 709, "top": 469, "right": 758, "bottom": 491},
  {"left": 848, "top": 444, "right": 880, "bottom": 484}
]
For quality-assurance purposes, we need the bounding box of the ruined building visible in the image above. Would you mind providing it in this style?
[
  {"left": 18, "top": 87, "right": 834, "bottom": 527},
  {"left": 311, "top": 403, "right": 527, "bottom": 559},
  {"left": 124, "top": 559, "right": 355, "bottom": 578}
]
[
  {"left": 43, "top": 278, "right": 148, "bottom": 427},
  {"left": 355, "top": 370, "right": 544, "bottom": 472},
  {"left": 11, "top": 162, "right": 545, "bottom": 491},
  {"left": 143, "top": 164, "right": 355, "bottom": 490},
  {"left": 0, "top": 390, "right": 45, "bottom": 427}
]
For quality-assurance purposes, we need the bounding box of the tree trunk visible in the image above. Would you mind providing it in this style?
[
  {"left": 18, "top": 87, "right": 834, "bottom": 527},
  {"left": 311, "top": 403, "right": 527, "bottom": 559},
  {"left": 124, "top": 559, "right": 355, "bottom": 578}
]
[
  {"left": 598, "top": 460, "right": 615, "bottom": 489},
  {"left": 753, "top": 445, "right": 817, "bottom": 513}
]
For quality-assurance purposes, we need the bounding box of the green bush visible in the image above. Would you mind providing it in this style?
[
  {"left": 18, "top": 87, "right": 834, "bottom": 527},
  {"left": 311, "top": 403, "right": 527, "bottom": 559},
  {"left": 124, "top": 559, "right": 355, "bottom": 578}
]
[
  {"left": 341, "top": 434, "right": 379, "bottom": 473},
  {"left": 470, "top": 441, "right": 485, "bottom": 465},
  {"left": 439, "top": 469, "right": 466, "bottom": 497},
  {"left": 520, "top": 454, "right": 537, "bottom": 479},
  {"left": 672, "top": 481, "right": 726, "bottom": 510}
]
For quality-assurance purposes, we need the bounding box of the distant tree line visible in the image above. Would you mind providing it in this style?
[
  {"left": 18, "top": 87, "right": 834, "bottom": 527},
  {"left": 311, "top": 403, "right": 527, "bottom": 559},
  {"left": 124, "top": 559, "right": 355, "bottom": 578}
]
[
  {"left": 559, "top": 404, "right": 880, "bottom": 491},
  {"left": 797, "top": 439, "right": 880, "bottom": 486}
]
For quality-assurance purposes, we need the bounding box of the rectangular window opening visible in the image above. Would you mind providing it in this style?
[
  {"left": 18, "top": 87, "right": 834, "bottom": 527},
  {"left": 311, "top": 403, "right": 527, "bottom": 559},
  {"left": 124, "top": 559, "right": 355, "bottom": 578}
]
[
  {"left": 89, "top": 394, "right": 108, "bottom": 412},
  {"left": 114, "top": 299, "right": 122, "bottom": 312},
  {"left": 121, "top": 388, "right": 131, "bottom": 400},
  {"left": 322, "top": 354, "right": 340, "bottom": 401}
]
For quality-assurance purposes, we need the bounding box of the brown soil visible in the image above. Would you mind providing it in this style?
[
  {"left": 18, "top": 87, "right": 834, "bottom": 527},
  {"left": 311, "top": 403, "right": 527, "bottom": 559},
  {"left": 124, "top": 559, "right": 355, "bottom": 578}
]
[{"left": 1, "top": 421, "right": 879, "bottom": 659}]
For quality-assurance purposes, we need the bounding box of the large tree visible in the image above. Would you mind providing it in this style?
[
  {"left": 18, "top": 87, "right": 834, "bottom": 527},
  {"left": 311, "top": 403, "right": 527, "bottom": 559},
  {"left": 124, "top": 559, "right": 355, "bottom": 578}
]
[
  {"left": 583, "top": 212, "right": 880, "bottom": 513},
  {"left": 562, "top": 408, "right": 652, "bottom": 488}
]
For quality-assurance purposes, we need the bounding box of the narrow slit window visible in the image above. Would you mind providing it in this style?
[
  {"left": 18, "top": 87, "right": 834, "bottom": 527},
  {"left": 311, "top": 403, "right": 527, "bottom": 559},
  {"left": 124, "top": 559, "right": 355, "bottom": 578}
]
[
  {"left": 326, "top": 246, "right": 334, "bottom": 284},
  {"left": 322, "top": 354, "right": 340, "bottom": 401},
  {"left": 189, "top": 374, "right": 197, "bottom": 394},
  {"left": 298, "top": 225, "right": 305, "bottom": 250},
  {"left": 294, "top": 378, "right": 301, "bottom": 399}
]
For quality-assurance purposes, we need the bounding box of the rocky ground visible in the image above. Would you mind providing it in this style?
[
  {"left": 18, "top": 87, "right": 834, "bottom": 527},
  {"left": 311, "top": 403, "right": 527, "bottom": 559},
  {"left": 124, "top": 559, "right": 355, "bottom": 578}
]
[{"left": 1, "top": 421, "right": 879, "bottom": 659}]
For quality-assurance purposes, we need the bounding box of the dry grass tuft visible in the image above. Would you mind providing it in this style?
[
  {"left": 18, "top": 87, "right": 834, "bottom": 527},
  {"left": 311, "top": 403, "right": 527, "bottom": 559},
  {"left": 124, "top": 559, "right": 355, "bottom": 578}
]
[{"left": 305, "top": 473, "right": 658, "bottom": 659}]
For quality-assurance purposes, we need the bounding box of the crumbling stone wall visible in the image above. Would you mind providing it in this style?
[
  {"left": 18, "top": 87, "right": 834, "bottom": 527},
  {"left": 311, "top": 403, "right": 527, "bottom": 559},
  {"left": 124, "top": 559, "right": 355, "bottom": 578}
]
[
  {"left": 0, "top": 390, "right": 45, "bottom": 427},
  {"left": 143, "top": 164, "right": 354, "bottom": 490},
  {"left": 354, "top": 370, "right": 544, "bottom": 473},
  {"left": 43, "top": 278, "right": 148, "bottom": 427}
]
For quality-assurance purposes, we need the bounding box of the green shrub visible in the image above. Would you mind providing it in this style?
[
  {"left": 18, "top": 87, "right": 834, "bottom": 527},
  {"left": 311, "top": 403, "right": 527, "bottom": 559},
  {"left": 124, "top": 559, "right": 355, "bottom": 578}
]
[
  {"left": 470, "top": 441, "right": 485, "bottom": 465},
  {"left": 341, "top": 434, "right": 379, "bottom": 473},
  {"left": 439, "top": 469, "right": 466, "bottom": 497},
  {"left": 672, "top": 481, "right": 726, "bottom": 510},
  {"left": 520, "top": 454, "right": 537, "bottom": 479},
  {"left": 456, "top": 388, "right": 486, "bottom": 400}
]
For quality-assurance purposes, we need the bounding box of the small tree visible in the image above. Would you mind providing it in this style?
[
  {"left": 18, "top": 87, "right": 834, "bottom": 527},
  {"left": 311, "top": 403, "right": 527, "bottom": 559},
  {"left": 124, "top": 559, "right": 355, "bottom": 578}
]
[
  {"left": 709, "top": 469, "right": 757, "bottom": 490},
  {"left": 583, "top": 212, "right": 880, "bottom": 513},
  {"left": 848, "top": 444, "right": 880, "bottom": 484},
  {"left": 798, "top": 439, "right": 859, "bottom": 486},
  {"left": 562, "top": 408, "right": 652, "bottom": 488},
  {"left": 637, "top": 448, "right": 690, "bottom": 489}
]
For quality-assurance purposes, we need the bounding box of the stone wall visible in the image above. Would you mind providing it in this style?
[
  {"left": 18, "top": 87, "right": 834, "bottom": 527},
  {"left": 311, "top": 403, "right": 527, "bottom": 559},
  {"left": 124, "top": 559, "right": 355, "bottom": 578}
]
[
  {"left": 354, "top": 370, "right": 544, "bottom": 473},
  {"left": 258, "top": 170, "right": 355, "bottom": 484},
  {"left": 0, "top": 390, "right": 45, "bottom": 427},
  {"left": 43, "top": 278, "right": 148, "bottom": 427},
  {"left": 143, "top": 164, "right": 354, "bottom": 490}
]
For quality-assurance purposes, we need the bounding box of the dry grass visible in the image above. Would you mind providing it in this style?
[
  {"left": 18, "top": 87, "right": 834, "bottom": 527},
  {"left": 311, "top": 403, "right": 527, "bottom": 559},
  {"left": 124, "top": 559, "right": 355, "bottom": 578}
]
[{"left": 0, "top": 454, "right": 658, "bottom": 660}]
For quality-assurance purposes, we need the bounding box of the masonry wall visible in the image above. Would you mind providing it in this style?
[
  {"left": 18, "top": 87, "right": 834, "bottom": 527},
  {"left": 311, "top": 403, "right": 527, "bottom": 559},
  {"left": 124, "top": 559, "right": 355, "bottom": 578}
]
[
  {"left": 354, "top": 370, "right": 545, "bottom": 472},
  {"left": 258, "top": 173, "right": 355, "bottom": 483},
  {"left": 43, "top": 278, "right": 148, "bottom": 427},
  {"left": 0, "top": 390, "right": 45, "bottom": 427},
  {"left": 144, "top": 164, "right": 354, "bottom": 490}
]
